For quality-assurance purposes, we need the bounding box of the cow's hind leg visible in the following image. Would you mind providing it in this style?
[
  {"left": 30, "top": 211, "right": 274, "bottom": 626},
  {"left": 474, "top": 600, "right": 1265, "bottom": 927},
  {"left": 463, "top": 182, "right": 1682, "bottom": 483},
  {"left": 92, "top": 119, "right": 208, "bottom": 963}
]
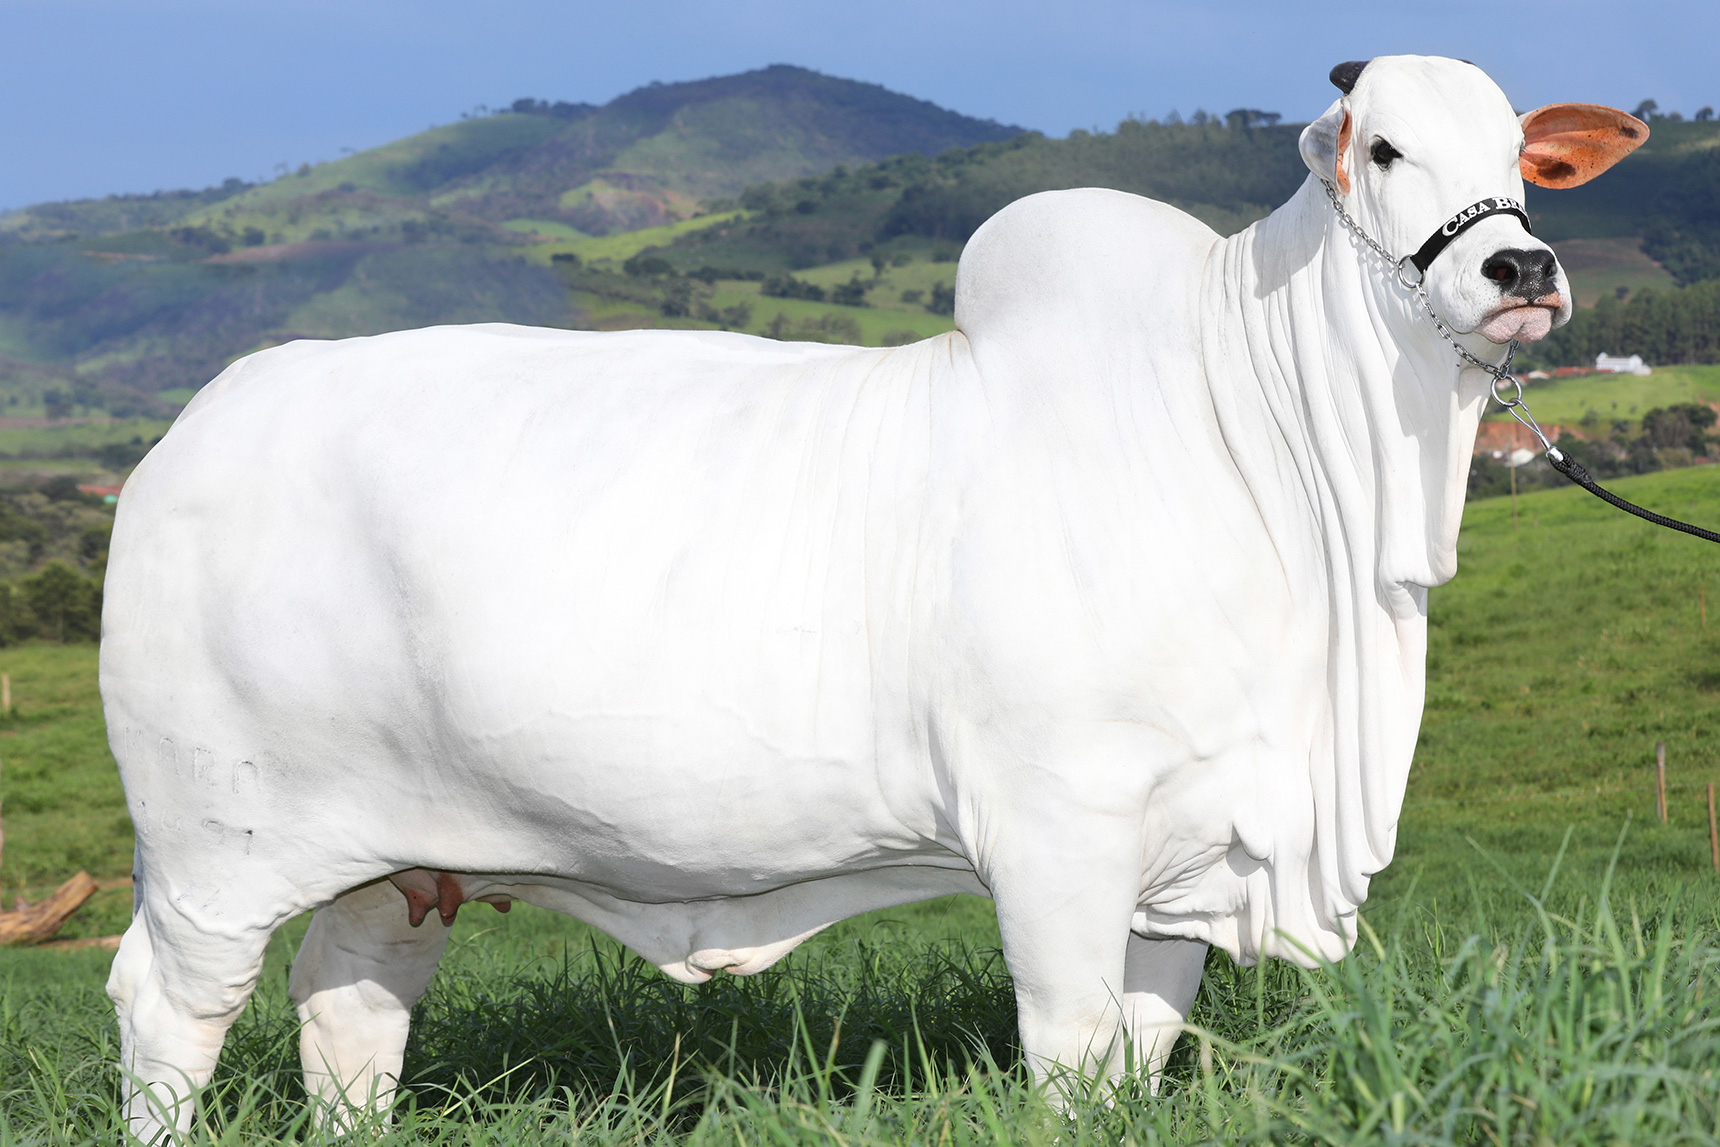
[
  {"left": 1121, "top": 935, "right": 1207, "bottom": 1091},
  {"left": 106, "top": 893, "right": 278, "bottom": 1140},
  {"left": 288, "top": 878, "right": 451, "bottom": 1127}
]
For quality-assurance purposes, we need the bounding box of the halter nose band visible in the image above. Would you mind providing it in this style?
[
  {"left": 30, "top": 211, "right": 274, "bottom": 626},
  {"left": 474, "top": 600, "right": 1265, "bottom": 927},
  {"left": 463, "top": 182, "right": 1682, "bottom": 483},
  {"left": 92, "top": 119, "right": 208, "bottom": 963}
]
[{"left": 1405, "top": 196, "right": 1533, "bottom": 275}]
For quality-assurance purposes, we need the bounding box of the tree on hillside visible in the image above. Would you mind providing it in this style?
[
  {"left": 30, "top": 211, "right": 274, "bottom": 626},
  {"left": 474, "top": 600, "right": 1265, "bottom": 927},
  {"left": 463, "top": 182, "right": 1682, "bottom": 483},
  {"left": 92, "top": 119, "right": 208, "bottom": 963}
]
[
  {"left": 831, "top": 274, "right": 869, "bottom": 307},
  {"left": 1640, "top": 402, "right": 1716, "bottom": 455},
  {"left": 1225, "top": 109, "right": 1282, "bottom": 130},
  {"left": 1527, "top": 279, "right": 1720, "bottom": 366},
  {"left": 17, "top": 562, "right": 101, "bottom": 643}
]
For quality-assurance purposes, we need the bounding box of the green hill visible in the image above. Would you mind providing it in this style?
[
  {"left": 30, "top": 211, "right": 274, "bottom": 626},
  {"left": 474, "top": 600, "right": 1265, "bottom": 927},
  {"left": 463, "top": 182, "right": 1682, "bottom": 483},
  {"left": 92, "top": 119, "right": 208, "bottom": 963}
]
[
  {"left": 0, "top": 89, "right": 1714, "bottom": 421},
  {"left": 637, "top": 114, "right": 1720, "bottom": 274},
  {"left": 638, "top": 120, "right": 1307, "bottom": 275},
  {"left": 0, "top": 66, "right": 1019, "bottom": 413},
  {"left": 2, "top": 66, "right": 1021, "bottom": 247}
]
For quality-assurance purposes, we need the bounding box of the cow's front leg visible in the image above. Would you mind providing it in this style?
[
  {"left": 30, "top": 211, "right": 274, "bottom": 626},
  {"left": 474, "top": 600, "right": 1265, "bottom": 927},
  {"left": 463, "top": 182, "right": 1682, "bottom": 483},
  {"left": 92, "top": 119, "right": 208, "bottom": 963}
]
[
  {"left": 985, "top": 825, "right": 1142, "bottom": 1094},
  {"left": 1122, "top": 934, "right": 1206, "bottom": 1091}
]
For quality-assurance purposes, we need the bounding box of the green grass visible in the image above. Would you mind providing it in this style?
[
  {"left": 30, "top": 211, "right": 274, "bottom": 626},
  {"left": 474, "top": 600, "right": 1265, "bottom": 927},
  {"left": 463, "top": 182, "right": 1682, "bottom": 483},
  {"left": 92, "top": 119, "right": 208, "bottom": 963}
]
[
  {"left": 1486, "top": 362, "right": 1720, "bottom": 429},
  {"left": 8, "top": 885, "right": 1720, "bottom": 1143},
  {"left": 1376, "top": 464, "right": 1720, "bottom": 925},
  {"left": 0, "top": 645, "right": 133, "bottom": 909},
  {"left": 7, "top": 466, "right": 1720, "bottom": 1140}
]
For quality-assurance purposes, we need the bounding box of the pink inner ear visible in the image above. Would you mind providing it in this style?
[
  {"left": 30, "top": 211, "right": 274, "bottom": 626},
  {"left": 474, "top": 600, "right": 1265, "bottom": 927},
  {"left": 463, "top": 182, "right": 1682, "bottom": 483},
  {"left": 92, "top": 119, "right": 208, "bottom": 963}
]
[
  {"left": 1520, "top": 103, "right": 1648, "bottom": 189},
  {"left": 1334, "top": 111, "right": 1352, "bottom": 194}
]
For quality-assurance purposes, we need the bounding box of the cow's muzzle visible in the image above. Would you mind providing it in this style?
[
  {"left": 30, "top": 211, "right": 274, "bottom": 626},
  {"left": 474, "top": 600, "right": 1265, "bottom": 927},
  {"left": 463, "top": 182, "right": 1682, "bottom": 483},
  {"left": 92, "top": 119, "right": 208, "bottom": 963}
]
[
  {"left": 1475, "top": 246, "right": 1563, "bottom": 342},
  {"left": 1482, "top": 247, "right": 1558, "bottom": 301}
]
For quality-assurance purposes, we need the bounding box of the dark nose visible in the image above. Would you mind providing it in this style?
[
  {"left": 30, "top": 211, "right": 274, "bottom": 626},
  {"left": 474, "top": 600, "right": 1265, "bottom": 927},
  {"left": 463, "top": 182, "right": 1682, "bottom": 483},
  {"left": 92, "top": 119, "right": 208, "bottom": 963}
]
[{"left": 1480, "top": 247, "right": 1559, "bottom": 300}]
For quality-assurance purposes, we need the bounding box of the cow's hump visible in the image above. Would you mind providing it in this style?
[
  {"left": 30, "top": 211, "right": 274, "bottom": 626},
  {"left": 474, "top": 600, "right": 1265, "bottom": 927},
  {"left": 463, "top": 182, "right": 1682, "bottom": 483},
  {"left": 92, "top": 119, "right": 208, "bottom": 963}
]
[{"left": 954, "top": 188, "right": 1220, "bottom": 353}]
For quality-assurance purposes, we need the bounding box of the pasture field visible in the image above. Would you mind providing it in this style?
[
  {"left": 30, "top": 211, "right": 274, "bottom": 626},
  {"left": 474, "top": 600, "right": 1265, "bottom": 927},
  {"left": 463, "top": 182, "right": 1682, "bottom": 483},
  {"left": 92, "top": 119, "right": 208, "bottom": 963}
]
[
  {"left": 1483, "top": 362, "right": 1720, "bottom": 429},
  {"left": 566, "top": 277, "right": 958, "bottom": 346},
  {"left": 523, "top": 212, "right": 751, "bottom": 267},
  {"left": 3, "top": 465, "right": 1720, "bottom": 1141},
  {"left": 1553, "top": 236, "right": 1681, "bottom": 309},
  {"left": 560, "top": 249, "right": 963, "bottom": 346},
  {"left": 0, "top": 418, "right": 170, "bottom": 461}
]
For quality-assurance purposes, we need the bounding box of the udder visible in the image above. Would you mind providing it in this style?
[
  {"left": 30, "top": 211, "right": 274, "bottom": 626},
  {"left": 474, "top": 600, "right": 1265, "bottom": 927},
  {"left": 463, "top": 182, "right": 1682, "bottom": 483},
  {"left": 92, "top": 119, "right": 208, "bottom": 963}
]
[{"left": 387, "top": 868, "right": 514, "bottom": 927}]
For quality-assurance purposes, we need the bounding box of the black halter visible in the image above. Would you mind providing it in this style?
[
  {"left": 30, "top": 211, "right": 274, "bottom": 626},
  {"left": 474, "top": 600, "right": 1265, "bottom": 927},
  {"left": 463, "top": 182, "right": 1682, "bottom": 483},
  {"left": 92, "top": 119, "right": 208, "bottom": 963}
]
[{"left": 1403, "top": 195, "right": 1533, "bottom": 280}]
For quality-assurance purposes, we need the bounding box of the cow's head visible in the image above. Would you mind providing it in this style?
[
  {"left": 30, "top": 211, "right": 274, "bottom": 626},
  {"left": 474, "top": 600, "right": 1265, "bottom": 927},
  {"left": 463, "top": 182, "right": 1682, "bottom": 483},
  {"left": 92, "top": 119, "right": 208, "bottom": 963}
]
[{"left": 1298, "top": 56, "right": 1645, "bottom": 345}]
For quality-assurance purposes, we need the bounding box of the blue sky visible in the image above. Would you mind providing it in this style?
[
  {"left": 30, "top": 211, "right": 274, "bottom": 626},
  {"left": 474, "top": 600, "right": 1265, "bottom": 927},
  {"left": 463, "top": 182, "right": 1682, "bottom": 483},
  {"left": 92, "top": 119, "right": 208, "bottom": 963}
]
[{"left": 1, "top": 0, "right": 1712, "bottom": 211}]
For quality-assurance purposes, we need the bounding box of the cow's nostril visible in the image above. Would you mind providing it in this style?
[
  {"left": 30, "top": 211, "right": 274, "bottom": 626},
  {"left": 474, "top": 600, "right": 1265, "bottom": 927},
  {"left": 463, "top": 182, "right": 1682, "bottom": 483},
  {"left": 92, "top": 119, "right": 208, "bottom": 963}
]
[{"left": 1481, "top": 255, "right": 1519, "bottom": 284}]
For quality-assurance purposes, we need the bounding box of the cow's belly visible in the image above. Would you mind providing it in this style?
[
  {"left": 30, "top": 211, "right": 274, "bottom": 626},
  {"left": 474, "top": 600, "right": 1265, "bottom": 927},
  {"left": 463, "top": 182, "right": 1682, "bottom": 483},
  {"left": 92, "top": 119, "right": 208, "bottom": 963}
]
[
  {"left": 411, "top": 862, "right": 987, "bottom": 983},
  {"left": 102, "top": 324, "right": 958, "bottom": 908}
]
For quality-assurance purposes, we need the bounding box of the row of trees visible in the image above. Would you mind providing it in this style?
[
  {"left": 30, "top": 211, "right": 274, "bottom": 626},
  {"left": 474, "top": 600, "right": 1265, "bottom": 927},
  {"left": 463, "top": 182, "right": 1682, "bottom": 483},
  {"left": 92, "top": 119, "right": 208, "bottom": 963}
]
[
  {"left": 1562, "top": 402, "right": 1718, "bottom": 476},
  {"left": 1526, "top": 280, "right": 1720, "bottom": 367},
  {"left": 1631, "top": 100, "right": 1716, "bottom": 123}
]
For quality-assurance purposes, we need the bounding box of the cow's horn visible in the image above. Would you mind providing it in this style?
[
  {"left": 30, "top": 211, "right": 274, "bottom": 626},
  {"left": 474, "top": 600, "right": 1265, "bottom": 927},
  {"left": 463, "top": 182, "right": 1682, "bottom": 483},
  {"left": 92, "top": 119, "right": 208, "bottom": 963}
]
[{"left": 1329, "top": 61, "right": 1370, "bottom": 94}]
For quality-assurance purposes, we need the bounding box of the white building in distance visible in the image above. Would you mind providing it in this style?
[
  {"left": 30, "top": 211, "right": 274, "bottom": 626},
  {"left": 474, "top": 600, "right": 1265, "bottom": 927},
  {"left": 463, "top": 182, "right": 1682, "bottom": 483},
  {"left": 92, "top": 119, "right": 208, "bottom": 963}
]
[{"left": 1595, "top": 353, "right": 1652, "bottom": 375}]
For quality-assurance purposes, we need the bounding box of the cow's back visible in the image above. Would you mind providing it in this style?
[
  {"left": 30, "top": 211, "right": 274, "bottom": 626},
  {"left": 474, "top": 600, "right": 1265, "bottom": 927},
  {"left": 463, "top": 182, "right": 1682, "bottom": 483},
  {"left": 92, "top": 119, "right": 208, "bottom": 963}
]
[{"left": 101, "top": 325, "right": 965, "bottom": 901}]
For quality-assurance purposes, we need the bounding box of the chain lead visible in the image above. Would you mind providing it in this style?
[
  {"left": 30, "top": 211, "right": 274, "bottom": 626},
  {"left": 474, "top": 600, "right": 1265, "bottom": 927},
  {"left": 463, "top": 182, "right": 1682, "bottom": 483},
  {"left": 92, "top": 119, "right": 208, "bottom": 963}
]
[{"left": 1319, "top": 180, "right": 1553, "bottom": 454}]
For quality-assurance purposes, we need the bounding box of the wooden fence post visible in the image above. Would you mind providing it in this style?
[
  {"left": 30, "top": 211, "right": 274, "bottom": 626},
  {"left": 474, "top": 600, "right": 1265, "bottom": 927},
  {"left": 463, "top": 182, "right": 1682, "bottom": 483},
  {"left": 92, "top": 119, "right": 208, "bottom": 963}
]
[{"left": 1656, "top": 742, "right": 1668, "bottom": 824}]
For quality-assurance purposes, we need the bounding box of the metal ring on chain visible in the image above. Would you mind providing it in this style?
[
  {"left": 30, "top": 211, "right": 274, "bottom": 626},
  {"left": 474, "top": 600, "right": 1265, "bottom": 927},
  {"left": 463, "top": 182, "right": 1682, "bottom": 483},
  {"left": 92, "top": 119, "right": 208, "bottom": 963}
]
[{"left": 1490, "top": 373, "right": 1524, "bottom": 409}]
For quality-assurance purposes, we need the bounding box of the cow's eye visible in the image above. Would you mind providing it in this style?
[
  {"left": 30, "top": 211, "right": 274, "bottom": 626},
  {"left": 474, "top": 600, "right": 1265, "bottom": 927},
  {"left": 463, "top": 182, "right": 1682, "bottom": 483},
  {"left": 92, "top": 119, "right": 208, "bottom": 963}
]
[{"left": 1371, "top": 139, "right": 1403, "bottom": 169}]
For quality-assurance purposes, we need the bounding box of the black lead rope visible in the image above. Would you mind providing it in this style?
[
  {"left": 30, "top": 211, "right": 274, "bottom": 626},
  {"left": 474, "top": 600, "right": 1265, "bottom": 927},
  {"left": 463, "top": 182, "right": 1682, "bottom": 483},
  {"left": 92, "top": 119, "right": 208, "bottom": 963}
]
[
  {"left": 1321, "top": 179, "right": 1720, "bottom": 546},
  {"left": 1491, "top": 375, "right": 1720, "bottom": 545},
  {"left": 1544, "top": 448, "right": 1720, "bottom": 544},
  {"left": 1488, "top": 368, "right": 1720, "bottom": 545}
]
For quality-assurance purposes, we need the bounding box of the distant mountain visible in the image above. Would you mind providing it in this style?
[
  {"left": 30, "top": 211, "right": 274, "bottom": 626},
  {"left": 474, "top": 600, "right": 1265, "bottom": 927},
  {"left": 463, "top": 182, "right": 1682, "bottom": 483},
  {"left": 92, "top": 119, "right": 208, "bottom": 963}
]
[
  {"left": 0, "top": 66, "right": 1021, "bottom": 407},
  {"left": 2, "top": 66, "right": 1021, "bottom": 245},
  {"left": 466, "top": 65, "right": 1026, "bottom": 231}
]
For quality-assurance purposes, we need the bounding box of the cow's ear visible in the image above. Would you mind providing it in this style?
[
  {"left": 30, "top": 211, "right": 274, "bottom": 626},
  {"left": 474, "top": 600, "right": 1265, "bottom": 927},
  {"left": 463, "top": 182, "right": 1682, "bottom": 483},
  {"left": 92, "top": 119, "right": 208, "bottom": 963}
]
[
  {"left": 1300, "top": 101, "right": 1353, "bottom": 193},
  {"left": 1519, "top": 104, "right": 1648, "bottom": 188}
]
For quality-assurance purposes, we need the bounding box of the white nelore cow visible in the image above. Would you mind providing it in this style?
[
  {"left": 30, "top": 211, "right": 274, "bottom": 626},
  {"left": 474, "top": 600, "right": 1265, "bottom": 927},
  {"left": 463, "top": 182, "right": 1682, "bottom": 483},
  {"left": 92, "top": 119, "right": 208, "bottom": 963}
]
[{"left": 102, "top": 56, "right": 1641, "bottom": 1135}]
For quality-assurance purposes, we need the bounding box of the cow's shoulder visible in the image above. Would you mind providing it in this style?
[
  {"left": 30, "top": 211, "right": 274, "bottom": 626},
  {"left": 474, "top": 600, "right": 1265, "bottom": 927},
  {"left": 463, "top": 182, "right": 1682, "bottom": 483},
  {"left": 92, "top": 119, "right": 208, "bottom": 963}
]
[{"left": 954, "top": 188, "right": 1220, "bottom": 350}]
